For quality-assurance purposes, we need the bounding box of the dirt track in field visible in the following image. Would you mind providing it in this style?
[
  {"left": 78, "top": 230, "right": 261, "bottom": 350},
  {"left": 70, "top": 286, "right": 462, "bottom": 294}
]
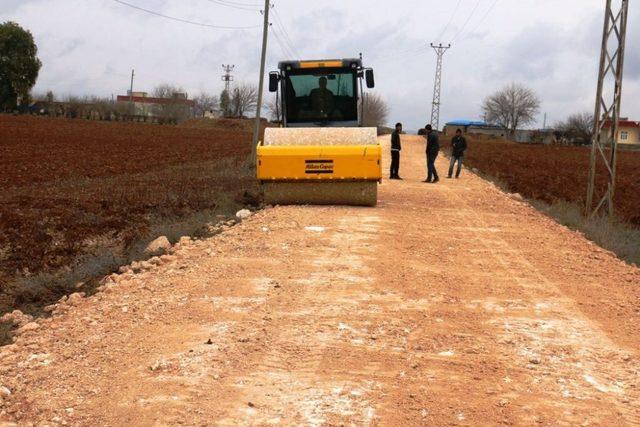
[{"left": 2, "top": 135, "right": 640, "bottom": 426}]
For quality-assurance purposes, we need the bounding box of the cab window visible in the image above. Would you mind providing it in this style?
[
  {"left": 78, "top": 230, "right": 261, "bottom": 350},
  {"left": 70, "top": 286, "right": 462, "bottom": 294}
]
[{"left": 284, "top": 69, "right": 357, "bottom": 123}]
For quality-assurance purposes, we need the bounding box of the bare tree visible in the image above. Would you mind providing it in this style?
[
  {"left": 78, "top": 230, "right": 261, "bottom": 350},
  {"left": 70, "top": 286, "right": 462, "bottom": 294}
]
[
  {"left": 193, "top": 92, "right": 218, "bottom": 118},
  {"left": 87, "top": 96, "right": 117, "bottom": 121},
  {"left": 231, "top": 83, "right": 258, "bottom": 118},
  {"left": 482, "top": 83, "right": 541, "bottom": 136},
  {"left": 152, "top": 83, "right": 191, "bottom": 123},
  {"left": 264, "top": 95, "right": 280, "bottom": 122},
  {"left": 361, "top": 93, "right": 390, "bottom": 127},
  {"left": 63, "top": 95, "right": 83, "bottom": 119},
  {"left": 152, "top": 84, "right": 184, "bottom": 99},
  {"left": 555, "top": 112, "right": 594, "bottom": 145}
]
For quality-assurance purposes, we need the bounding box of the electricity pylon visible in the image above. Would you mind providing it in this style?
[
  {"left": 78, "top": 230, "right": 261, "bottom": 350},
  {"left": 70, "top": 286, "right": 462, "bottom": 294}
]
[
  {"left": 586, "top": 0, "right": 629, "bottom": 218},
  {"left": 430, "top": 43, "right": 451, "bottom": 130}
]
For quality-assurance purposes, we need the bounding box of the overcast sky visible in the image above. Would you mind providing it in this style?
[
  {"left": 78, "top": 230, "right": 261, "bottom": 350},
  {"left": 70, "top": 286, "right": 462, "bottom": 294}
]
[{"left": 2, "top": 0, "right": 638, "bottom": 130}]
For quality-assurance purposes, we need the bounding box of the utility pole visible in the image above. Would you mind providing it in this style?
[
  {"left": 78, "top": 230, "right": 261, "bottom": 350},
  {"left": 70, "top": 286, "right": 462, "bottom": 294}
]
[
  {"left": 359, "top": 52, "right": 365, "bottom": 125},
  {"left": 252, "top": 0, "right": 271, "bottom": 162},
  {"left": 221, "top": 64, "right": 235, "bottom": 93},
  {"left": 429, "top": 43, "right": 451, "bottom": 131},
  {"left": 543, "top": 113, "right": 547, "bottom": 129},
  {"left": 586, "top": 0, "right": 629, "bottom": 218},
  {"left": 129, "top": 69, "right": 135, "bottom": 103},
  {"left": 129, "top": 69, "right": 135, "bottom": 116}
]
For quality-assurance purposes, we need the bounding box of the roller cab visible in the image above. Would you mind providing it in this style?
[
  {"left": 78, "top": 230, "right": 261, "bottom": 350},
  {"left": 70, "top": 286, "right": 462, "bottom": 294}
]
[{"left": 259, "top": 58, "right": 380, "bottom": 206}]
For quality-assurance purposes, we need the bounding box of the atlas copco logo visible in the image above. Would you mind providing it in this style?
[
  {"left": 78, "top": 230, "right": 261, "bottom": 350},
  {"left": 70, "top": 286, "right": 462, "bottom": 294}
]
[{"left": 305, "top": 160, "right": 334, "bottom": 174}]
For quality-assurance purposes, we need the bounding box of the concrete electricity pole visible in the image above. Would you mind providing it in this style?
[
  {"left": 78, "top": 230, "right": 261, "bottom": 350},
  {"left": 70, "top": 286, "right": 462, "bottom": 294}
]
[
  {"left": 429, "top": 43, "right": 451, "bottom": 131},
  {"left": 252, "top": 0, "right": 271, "bottom": 162},
  {"left": 221, "top": 64, "right": 235, "bottom": 93},
  {"left": 129, "top": 69, "right": 135, "bottom": 103},
  {"left": 586, "top": 0, "right": 629, "bottom": 218},
  {"left": 359, "top": 52, "right": 365, "bottom": 125},
  {"left": 129, "top": 69, "right": 135, "bottom": 116}
]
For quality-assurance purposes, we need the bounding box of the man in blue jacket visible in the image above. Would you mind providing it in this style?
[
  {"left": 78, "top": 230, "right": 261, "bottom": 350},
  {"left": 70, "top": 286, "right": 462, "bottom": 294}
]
[{"left": 424, "top": 124, "right": 440, "bottom": 183}]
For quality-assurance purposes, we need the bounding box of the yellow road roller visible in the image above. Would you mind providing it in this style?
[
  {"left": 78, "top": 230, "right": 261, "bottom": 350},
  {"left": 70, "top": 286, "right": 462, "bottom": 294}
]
[{"left": 257, "top": 58, "right": 382, "bottom": 206}]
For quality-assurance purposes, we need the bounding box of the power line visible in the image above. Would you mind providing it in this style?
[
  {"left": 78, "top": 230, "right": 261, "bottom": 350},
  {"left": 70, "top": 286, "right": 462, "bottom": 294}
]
[
  {"left": 462, "top": 0, "right": 500, "bottom": 40},
  {"left": 451, "top": 0, "right": 483, "bottom": 42},
  {"left": 270, "top": 24, "right": 295, "bottom": 58},
  {"left": 273, "top": 10, "right": 298, "bottom": 57},
  {"left": 271, "top": 27, "right": 295, "bottom": 58},
  {"left": 272, "top": 9, "right": 299, "bottom": 58},
  {"left": 210, "top": 0, "right": 261, "bottom": 7},
  {"left": 205, "top": 0, "right": 259, "bottom": 11},
  {"left": 435, "top": 0, "right": 462, "bottom": 42},
  {"left": 368, "top": 44, "right": 429, "bottom": 62},
  {"left": 111, "top": 0, "right": 261, "bottom": 29}
]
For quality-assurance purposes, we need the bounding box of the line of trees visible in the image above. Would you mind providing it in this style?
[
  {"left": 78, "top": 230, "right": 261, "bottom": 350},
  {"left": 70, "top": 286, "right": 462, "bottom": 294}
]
[
  {"left": 28, "top": 86, "right": 216, "bottom": 124},
  {"left": 25, "top": 82, "right": 262, "bottom": 124},
  {"left": 554, "top": 112, "right": 594, "bottom": 145}
]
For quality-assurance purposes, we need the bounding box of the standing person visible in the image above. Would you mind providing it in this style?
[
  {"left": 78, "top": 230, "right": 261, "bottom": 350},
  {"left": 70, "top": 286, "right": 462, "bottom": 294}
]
[
  {"left": 424, "top": 124, "right": 440, "bottom": 183},
  {"left": 448, "top": 128, "right": 467, "bottom": 179},
  {"left": 390, "top": 122, "right": 403, "bottom": 179}
]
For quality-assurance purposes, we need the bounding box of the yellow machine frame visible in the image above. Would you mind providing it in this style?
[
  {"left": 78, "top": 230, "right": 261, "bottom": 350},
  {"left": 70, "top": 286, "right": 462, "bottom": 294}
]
[{"left": 257, "top": 144, "right": 382, "bottom": 182}]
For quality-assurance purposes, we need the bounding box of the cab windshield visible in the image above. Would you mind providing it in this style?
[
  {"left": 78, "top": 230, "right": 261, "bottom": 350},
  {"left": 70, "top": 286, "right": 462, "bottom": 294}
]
[{"left": 283, "top": 68, "right": 358, "bottom": 124}]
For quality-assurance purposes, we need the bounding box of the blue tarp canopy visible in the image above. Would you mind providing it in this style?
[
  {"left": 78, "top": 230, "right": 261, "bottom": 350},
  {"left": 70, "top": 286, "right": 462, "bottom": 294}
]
[{"left": 445, "top": 119, "right": 487, "bottom": 126}]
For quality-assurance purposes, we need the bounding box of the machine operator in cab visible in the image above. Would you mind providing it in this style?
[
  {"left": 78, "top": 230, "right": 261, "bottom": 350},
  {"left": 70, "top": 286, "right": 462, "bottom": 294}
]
[{"left": 310, "top": 76, "right": 335, "bottom": 118}]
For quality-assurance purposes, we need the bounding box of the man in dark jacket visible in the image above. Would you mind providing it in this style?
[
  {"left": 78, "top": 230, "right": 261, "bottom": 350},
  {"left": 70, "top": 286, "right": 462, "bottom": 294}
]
[
  {"left": 448, "top": 128, "right": 468, "bottom": 179},
  {"left": 390, "top": 122, "right": 402, "bottom": 179},
  {"left": 424, "top": 124, "right": 440, "bottom": 183}
]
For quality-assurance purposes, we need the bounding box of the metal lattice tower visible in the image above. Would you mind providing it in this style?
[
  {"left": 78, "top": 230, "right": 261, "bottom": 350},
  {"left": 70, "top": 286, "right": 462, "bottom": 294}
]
[
  {"left": 430, "top": 43, "right": 451, "bottom": 130},
  {"left": 221, "top": 64, "right": 235, "bottom": 93},
  {"left": 586, "top": 0, "right": 629, "bottom": 218}
]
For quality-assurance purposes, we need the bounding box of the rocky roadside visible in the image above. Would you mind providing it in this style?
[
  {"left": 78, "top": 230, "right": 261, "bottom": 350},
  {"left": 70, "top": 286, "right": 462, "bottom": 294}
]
[{"left": 0, "top": 208, "right": 259, "bottom": 424}]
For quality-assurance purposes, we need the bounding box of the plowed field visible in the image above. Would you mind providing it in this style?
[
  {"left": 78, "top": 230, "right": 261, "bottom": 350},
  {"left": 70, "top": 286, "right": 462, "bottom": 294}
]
[
  {"left": 463, "top": 139, "right": 640, "bottom": 225},
  {"left": 0, "top": 116, "right": 257, "bottom": 314}
]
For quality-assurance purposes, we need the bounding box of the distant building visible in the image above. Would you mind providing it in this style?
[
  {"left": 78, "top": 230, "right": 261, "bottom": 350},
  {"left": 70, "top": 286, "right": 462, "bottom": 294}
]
[
  {"left": 602, "top": 118, "right": 640, "bottom": 145},
  {"left": 203, "top": 109, "right": 222, "bottom": 119},
  {"left": 443, "top": 120, "right": 506, "bottom": 138},
  {"left": 513, "top": 129, "right": 558, "bottom": 144},
  {"left": 444, "top": 120, "right": 558, "bottom": 144},
  {"left": 116, "top": 91, "right": 195, "bottom": 119}
]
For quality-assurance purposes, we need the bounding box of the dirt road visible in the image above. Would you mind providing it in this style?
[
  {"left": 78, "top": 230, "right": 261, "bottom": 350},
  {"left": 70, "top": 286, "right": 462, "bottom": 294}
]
[{"left": 2, "top": 136, "right": 640, "bottom": 426}]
